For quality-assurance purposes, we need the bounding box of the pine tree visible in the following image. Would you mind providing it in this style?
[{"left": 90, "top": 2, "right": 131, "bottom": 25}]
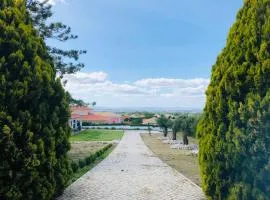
[
  {"left": 197, "top": 0, "right": 270, "bottom": 199},
  {"left": 26, "top": 0, "right": 86, "bottom": 77},
  {"left": 0, "top": 0, "right": 71, "bottom": 199}
]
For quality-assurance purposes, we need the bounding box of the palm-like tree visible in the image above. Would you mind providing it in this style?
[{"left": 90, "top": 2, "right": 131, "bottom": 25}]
[{"left": 157, "top": 115, "right": 172, "bottom": 137}]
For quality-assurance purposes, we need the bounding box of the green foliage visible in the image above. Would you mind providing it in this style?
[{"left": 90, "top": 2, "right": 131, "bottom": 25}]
[
  {"left": 0, "top": 1, "right": 71, "bottom": 199},
  {"left": 131, "top": 118, "right": 143, "bottom": 125},
  {"left": 78, "top": 159, "right": 86, "bottom": 169},
  {"left": 85, "top": 155, "right": 94, "bottom": 165},
  {"left": 143, "top": 112, "right": 155, "bottom": 119},
  {"left": 66, "top": 91, "right": 89, "bottom": 106},
  {"left": 197, "top": 0, "right": 270, "bottom": 199},
  {"left": 26, "top": 0, "right": 86, "bottom": 76},
  {"left": 70, "top": 129, "right": 124, "bottom": 141},
  {"left": 172, "top": 115, "right": 198, "bottom": 143},
  {"left": 71, "top": 162, "right": 79, "bottom": 173}
]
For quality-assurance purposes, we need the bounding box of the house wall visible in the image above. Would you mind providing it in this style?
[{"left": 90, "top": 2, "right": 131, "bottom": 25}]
[{"left": 70, "top": 119, "right": 82, "bottom": 129}]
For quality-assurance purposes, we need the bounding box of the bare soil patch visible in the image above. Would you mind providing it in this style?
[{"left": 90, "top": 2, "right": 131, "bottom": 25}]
[{"left": 68, "top": 141, "right": 109, "bottom": 162}]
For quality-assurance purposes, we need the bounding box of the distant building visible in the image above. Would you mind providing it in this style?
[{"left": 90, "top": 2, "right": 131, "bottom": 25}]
[
  {"left": 142, "top": 117, "right": 158, "bottom": 125},
  {"left": 69, "top": 106, "right": 123, "bottom": 130},
  {"left": 120, "top": 115, "right": 130, "bottom": 122},
  {"left": 71, "top": 106, "right": 93, "bottom": 115},
  {"left": 154, "top": 114, "right": 161, "bottom": 118},
  {"left": 129, "top": 113, "right": 145, "bottom": 118}
]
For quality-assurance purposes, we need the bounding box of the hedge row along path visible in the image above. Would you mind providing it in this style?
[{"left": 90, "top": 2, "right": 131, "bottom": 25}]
[{"left": 58, "top": 131, "right": 205, "bottom": 200}]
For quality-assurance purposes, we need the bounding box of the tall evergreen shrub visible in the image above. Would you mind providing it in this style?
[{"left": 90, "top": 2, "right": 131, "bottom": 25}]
[
  {"left": 197, "top": 0, "right": 270, "bottom": 199},
  {"left": 0, "top": 0, "right": 71, "bottom": 199},
  {"left": 197, "top": 0, "right": 270, "bottom": 200}
]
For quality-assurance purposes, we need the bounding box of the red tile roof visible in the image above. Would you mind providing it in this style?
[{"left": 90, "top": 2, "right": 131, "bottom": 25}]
[
  {"left": 70, "top": 106, "right": 122, "bottom": 123},
  {"left": 71, "top": 114, "right": 81, "bottom": 119},
  {"left": 78, "top": 114, "right": 109, "bottom": 121}
]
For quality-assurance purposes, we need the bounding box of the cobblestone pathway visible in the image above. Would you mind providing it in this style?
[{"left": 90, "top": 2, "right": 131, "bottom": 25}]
[{"left": 59, "top": 131, "right": 205, "bottom": 200}]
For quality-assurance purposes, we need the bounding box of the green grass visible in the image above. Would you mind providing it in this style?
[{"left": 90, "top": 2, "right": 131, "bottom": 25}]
[{"left": 70, "top": 129, "right": 124, "bottom": 141}]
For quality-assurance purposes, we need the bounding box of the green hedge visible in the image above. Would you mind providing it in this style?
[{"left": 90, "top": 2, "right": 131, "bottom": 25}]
[{"left": 70, "top": 143, "right": 113, "bottom": 172}]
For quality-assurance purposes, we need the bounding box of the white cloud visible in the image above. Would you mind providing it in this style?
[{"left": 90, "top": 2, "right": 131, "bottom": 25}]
[
  {"left": 63, "top": 71, "right": 209, "bottom": 108},
  {"left": 135, "top": 77, "right": 209, "bottom": 97},
  {"left": 38, "top": 0, "right": 65, "bottom": 5},
  {"left": 63, "top": 72, "right": 108, "bottom": 84},
  {"left": 135, "top": 78, "right": 209, "bottom": 88}
]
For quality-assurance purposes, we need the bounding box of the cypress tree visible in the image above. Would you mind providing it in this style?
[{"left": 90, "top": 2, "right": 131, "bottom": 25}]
[
  {"left": 0, "top": 0, "right": 71, "bottom": 199},
  {"left": 197, "top": 0, "right": 270, "bottom": 199}
]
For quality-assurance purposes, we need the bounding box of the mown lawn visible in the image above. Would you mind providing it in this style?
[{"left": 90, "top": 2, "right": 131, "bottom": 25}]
[{"left": 70, "top": 129, "right": 124, "bottom": 141}]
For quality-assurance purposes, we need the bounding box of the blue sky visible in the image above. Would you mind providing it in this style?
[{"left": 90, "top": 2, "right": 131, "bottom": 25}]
[{"left": 50, "top": 0, "right": 243, "bottom": 108}]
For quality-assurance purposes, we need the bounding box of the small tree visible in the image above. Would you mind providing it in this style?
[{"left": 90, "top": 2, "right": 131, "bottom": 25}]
[
  {"left": 181, "top": 116, "right": 196, "bottom": 145},
  {"left": 172, "top": 118, "right": 181, "bottom": 140},
  {"left": 172, "top": 115, "right": 196, "bottom": 144},
  {"left": 157, "top": 115, "right": 172, "bottom": 137},
  {"left": 131, "top": 118, "right": 142, "bottom": 126},
  {"left": 147, "top": 123, "right": 151, "bottom": 136}
]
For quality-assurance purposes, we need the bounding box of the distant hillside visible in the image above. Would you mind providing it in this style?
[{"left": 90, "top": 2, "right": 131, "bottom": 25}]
[{"left": 94, "top": 107, "right": 203, "bottom": 113}]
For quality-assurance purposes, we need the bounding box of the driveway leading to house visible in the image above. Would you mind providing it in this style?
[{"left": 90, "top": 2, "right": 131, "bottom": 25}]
[{"left": 59, "top": 131, "right": 205, "bottom": 200}]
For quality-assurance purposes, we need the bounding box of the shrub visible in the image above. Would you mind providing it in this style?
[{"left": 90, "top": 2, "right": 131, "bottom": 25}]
[
  {"left": 82, "top": 122, "right": 92, "bottom": 126},
  {"left": 78, "top": 159, "right": 86, "bottom": 168},
  {"left": 71, "top": 162, "right": 79, "bottom": 173},
  {"left": 105, "top": 144, "right": 113, "bottom": 151},
  {"left": 85, "top": 154, "right": 94, "bottom": 165},
  {"left": 96, "top": 151, "right": 102, "bottom": 157},
  {"left": 73, "top": 143, "right": 113, "bottom": 173}
]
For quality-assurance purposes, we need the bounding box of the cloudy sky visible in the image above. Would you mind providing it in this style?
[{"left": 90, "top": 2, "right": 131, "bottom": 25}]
[{"left": 49, "top": 0, "right": 243, "bottom": 108}]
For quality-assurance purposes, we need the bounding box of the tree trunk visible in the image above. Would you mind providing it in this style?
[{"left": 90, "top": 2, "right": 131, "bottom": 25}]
[
  {"left": 183, "top": 133, "right": 189, "bottom": 145},
  {"left": 148, "top": 123, "right": 151, "bottom": 136},
  {"left": 172, "top": 130, "right": 176, "bottom": 140},
  {"left": 164, "top": 127, "right": 168, "bottom": 137}
]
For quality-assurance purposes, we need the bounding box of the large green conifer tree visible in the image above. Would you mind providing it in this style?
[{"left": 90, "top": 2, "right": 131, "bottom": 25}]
[
  {"left": 0, "top": 0, "right": 71, "bottom": 199},
  {"left": 197, "top": 0, "right": 270, "bottom": 199}
]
